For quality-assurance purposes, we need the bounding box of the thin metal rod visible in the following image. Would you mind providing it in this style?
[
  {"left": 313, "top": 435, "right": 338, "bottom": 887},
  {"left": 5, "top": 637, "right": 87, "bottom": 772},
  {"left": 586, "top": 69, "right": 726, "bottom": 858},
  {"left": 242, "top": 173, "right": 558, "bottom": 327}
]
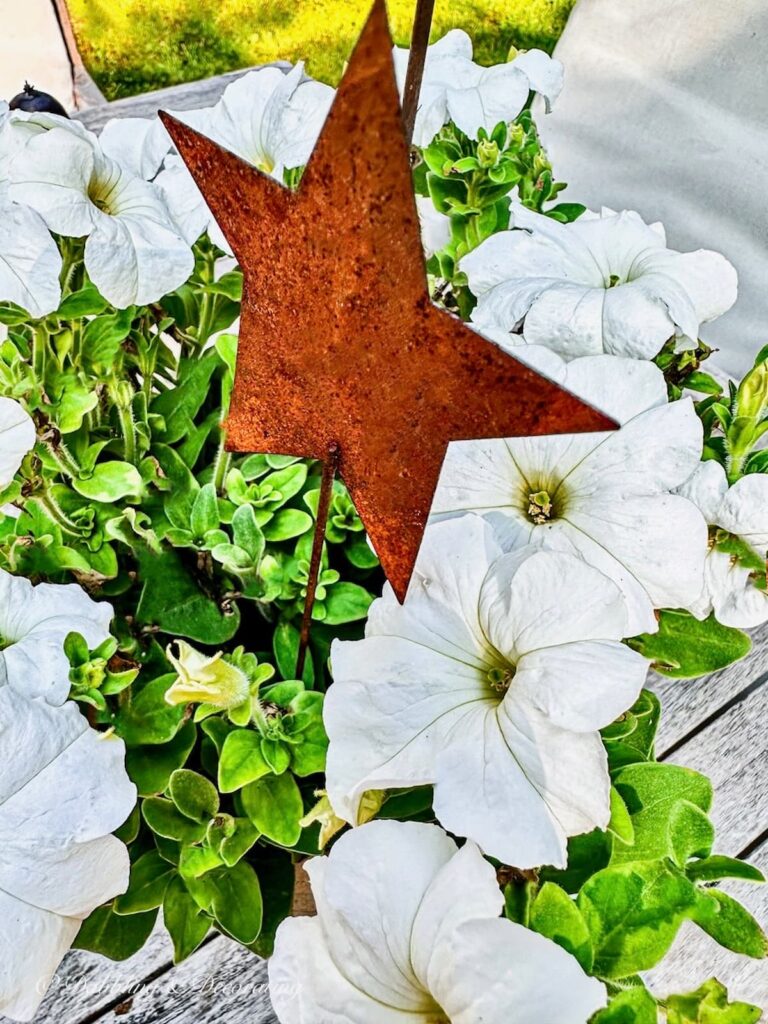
[
  {"left": 401, "top": 0, "right": 436, "bottom": 147},
  {"left": 296, "top": 442, "right": 340, "bottom": 679}
]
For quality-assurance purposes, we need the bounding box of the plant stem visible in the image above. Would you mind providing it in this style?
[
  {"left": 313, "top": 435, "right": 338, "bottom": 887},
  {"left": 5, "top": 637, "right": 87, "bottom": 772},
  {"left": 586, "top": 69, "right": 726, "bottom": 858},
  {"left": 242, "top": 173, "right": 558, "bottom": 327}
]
[
  {"left": 212, "top": 440, "right": 232, "bottom": 494},
  {"left": 36, "top": 490, "right": 84, "bottom": 537},
  {"left": 118, "top": 402, "right": 137, "bottom": 464}
]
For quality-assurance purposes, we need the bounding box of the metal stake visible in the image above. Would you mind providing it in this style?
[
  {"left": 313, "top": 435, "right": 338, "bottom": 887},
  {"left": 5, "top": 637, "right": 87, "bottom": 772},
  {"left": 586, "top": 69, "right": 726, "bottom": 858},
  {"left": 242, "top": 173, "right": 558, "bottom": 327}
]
[
  {"left": 401, "top": 0, "right": 436, "bottom": 146},
  {"left": 296, "top": 441, "right": 340, "bottom": 679}
]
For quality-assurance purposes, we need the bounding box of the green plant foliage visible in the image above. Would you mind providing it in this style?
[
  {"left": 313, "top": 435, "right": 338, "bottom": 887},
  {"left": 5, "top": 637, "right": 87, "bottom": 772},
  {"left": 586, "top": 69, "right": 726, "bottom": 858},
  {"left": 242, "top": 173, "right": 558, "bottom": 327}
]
[{"left": 628, "top": 611, "right": 751, "bottom": 678}]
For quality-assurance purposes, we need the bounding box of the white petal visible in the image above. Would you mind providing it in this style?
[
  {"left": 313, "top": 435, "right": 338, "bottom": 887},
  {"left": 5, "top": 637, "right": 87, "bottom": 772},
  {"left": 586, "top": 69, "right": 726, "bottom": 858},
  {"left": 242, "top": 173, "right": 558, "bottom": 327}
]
[
  {"left": 155, "top": 156, "right": 211, "bottom": 245},
  {"left": 601, "top": 279, "right": 678, "bottom": 359},
  {"left": 479, "top": 548, "right": 630, "bottom": 657},
  {"left": 0, "top": 397, "right": 35, "bottom": 488},
  {"left": 515, "top": 640, "right": 648, "bottom": 731},
  {"left": 707, "top": 549, "right": 768, "bottom": 629},
  {"left": 462, "top": 226, "right": 573, "bottom": 298},
  {"left": 651, "top": 249, "right": 738, "bottom": 325},
  {"left": 269, "top": 916, "right": 417, "bottom": 1023},
  {"left": 367, "top": 516, "right": 502, "bottom": 666},
  {"left": 446, "top": 64, "right": 529, "bottom": 139},
  {"left": 0, "top": 892, "right": 80, "bottom": 1022},
  {"left": 307, "top": 820, "right": 456, "bottom": 1012},
  {"left": 523, "top": 282, "right": 609, "bottom": 358},
  {"left": 8, "top": 128, "right": 96, "bottom": 236},
  {"left": 325, "top": 635, "right": 489, "bottom": 823},
  {"left": 0, "top": 573, "right": 113, "bottom": 704},
  {"left": 433, "top": 702, "right": 569, "bottom": 867},
  {"left": 718, "top": 473, "right": 768, "bottom": 551},
  {"left": 273, "top": 77, "right": 334, "bottom": 174},
  {"left": 676, "top": 460, "right": 728, "bottom": 524},
  {"left": 410, "top": 840, "right": 503, "bottom": 993},
  {"left": 434, "top": 918, "right": 606, "bottom": 1024},
  {"left": 416, "top": 195, "right": 451, "bottom": 258},
  {"left": 84, "top": 203, "right": 193, "bottom": 307},
  {"left": 0, "top": 199, "right": 62, "bottom": 317},
  {"left": 561, "top": 354, "right": 668, "bottom": 423},
  {"left": 99, "top": 116, "right": 171, "bottom": 179},
  {"left": 511, "top": 49, "right": 565, "bottom": 110}
]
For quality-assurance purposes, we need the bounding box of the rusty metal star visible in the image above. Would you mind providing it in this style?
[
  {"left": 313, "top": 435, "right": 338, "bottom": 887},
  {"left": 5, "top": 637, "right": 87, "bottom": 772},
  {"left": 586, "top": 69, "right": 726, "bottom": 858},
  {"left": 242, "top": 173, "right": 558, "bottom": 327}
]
[{"left": 160, "top": 0, "right": 615, "bottom": 603}]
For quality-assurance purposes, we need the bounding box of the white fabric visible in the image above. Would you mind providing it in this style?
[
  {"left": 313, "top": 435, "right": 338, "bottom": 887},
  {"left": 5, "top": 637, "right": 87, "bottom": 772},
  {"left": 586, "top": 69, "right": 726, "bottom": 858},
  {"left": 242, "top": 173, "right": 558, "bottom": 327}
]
[{"left": 537, "top": 0, "right": 768, "bottom": 380}]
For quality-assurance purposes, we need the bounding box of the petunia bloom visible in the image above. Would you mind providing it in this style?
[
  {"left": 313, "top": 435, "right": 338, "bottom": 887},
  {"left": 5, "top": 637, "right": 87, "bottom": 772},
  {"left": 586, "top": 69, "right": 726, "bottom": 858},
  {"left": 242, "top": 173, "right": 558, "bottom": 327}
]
[
  {"left": 432, "top": 357, "right": 708, "bottom": 635},
  {"left": 0, "top": 571, "right": 113, "bottom": 705},
  {"left": 393, "top": 30, "right": 563, "bottom": 147},
  {"left": 0, "top": 187, "right": 61, "bottom": 318},
  {"left": 325, "top": 517, "right": 648, "bottom": 868},
  {"left": 155, "top": 64, "right": 334, "bottom": 249},
  {"left": 677, "top": 460, "right": 768, "bottom": 628},
  {"left": 7, "top": 120, "right": 193, "bottom": 308},
  {"left": 269, "top": 819, "right": 606, "bottom": 1023},
  {"left": 0, "top": 689, "right": 135, "bottom": 1021},
  {"left": 0, "top": 397, "right": 35, "bottom": 490},
  {"left": 462, "top": 205, "right": 738, "bottom": 360}
]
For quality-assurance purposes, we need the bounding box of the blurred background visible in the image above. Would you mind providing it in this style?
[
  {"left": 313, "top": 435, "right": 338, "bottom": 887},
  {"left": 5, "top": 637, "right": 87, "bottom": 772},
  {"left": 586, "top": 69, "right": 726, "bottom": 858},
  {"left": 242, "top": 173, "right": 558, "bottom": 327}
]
[{"left": 65, "top": 0, "right": 575, "bottom": 99}]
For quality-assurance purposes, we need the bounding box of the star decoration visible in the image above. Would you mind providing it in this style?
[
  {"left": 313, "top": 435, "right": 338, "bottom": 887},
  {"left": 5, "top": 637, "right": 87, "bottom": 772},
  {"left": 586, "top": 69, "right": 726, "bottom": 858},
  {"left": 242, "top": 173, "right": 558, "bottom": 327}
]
[{"left": 160, "top": 0, "right": 615, "bottom": 601}]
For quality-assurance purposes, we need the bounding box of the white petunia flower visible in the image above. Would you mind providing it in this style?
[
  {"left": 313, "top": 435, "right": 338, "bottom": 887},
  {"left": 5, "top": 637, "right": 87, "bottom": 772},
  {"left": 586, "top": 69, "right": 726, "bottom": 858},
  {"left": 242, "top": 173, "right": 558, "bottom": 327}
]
[
  {"left": 325, "top": 517, "right": 648, "bottom": 868},
  {"left": 677, "top": 460, "right": 768, "bottom": 628},
  {"left": 393, "top": 30, "right": 563, "bottom": 148},
  {"left": 0, "top": 397, "right": 35, "bottom": 487},
  {"left": 432, "top": 358, "right": 708, "bottom": 634},
  {"left": 7, "top": 123, "right": 193, "bottom": 308},
  {"left": 0, "top": 688, "right": 135, "bottom": 1021},
  {"left": 462, "top": 205, "right": 738, "bottom": 360},
  {"left": 98, "top": 115, "right": 172, "bottom": 181},
  {"left": 269, "top": 819, "right": 606, "bottom": 1023},
  {"left": 156, "top": 65, "right": 334, "bottom": 249},
  {"left": 0, "top": 571, "right": 113, "bottom": 705},
  {"left": 0, "top": 189, "right": 62, "bottom": 317}
]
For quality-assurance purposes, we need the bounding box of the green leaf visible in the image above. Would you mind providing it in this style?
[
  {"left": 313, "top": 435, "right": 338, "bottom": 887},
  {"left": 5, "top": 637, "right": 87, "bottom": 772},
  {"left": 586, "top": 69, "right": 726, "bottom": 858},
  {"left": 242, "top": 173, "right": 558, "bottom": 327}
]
[
  {"left": 126, "top": 722, "right": 197, "bottom": 797},
  {"left": 602, "top": 689, "right": 661, "bottom": 769},
  {"left": 208, "top": 862, "right": 263, "bottom": 944},
  {"left": 115, "top": 851, "right": 176, "bottom": 915},
  {"left": 82, "top": 309, "right": 134, "bottom": 365},
  {"left": 142, "top": 796, "right": 208, "bottom": 843},
  {"left": 612, "top": 762, "right": 713, "bottom": 866},
  {"left": 231, "top": 503, "right": 265, "bottom": 562},
  {"left": 273, "top": 618, "right": 314, "bottom": 685},
  {"left": 72, "top": 461, "right": 144, "bottom": 502},
  {"left": 529, "top": 882, "right": 593, "bottom": 971},
  {"left": 136, "top": 546, "right": 240, "bottom": 645},
  {"left": 116, "top": 674, "right": 185, "bottom": 746},
  {"left": 116, "top": 674, "right": 185, "bottom": 747},
  {"left": 218, "top": 730, "right": 272, "bottom": 792},
  {"left": 323, "top": 581, "right": 373, "bottom": 625},
  {"left": 219, "top": 818, "right": 260, "bottom": 867},
  {"left": 666, "top": 978, "right": 762, "bottom": 1023},
  {"left": 241, "top": 773, "right": 303, "bottom": 846},
  {"left": 189, "top": 483, "right": 219, "bottom": 541},
  {"left": 627, "top": 611, "right": 751, "bottom": 678},
  {"left": 578, "top": 859, "right": 699, "bottom": 977},
  {"left": 75, "top": 903, "right": 157, "bottom": 961},
  {"left": 591, "top": 985, "right": 658, "bottom": 1024},
  {"left": 686, "top": 856, "right": 765, "bottom": 884},
  {"left": 163, "top": 875, "right": 210, "bottom": 963},
  {"left": 57, "top": 283, "right": 109, "bottom": 318},
  {"left": 262, "top": 509, "right": 313, "bottom": 541},
  {"left": 169, "top": 769, "right": 219, "bottom": 822},
  {"left": 692, "top": 889, "right": 768, "bottom": 958}
]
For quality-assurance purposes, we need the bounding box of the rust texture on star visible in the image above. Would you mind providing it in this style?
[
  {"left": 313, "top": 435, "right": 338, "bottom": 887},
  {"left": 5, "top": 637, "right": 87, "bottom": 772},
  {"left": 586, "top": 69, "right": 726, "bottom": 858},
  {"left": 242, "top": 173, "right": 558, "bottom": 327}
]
[{"left": 160, "top": 0, "right": 616, "bottom": 601}]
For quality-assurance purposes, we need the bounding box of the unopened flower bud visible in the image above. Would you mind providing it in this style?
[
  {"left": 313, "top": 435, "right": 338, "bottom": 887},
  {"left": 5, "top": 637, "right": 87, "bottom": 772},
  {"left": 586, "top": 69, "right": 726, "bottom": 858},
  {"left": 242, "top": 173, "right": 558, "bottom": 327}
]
[
  {"left": 477, "top": 139, "right": 500, "bottom": 169},
  {"left": 736, "top": 360, "right": 768, "bottom": 422}
]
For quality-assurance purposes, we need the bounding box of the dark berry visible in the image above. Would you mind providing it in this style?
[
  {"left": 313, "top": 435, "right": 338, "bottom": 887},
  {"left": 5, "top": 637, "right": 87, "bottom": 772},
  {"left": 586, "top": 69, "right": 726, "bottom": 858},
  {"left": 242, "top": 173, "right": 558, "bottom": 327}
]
[{"left": 8, "top": 82, "right": 69, "bottom": 118}]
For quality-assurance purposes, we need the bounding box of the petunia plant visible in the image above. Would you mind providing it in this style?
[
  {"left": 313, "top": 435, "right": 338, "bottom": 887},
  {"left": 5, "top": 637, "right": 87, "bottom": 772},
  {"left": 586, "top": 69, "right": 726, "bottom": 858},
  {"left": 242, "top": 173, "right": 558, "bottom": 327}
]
[{"left": 0, "top": 26, "right": 765, "bottom": 1024}]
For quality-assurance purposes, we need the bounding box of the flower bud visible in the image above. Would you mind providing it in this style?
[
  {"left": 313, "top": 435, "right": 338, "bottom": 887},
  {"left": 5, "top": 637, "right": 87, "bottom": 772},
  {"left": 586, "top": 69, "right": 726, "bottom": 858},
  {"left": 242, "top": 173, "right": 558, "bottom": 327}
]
[
  {"left": 736, "top": 360, "right": 768, "bottom": 422},
  {"left": 477, "top": 139, "right": 500, "bottom": 169},
  {"left": 300, "top": 789, "right": 385, "bottom": 849},
  {"left": 165, "top": 640, "right": 250, "bottom": 709}
]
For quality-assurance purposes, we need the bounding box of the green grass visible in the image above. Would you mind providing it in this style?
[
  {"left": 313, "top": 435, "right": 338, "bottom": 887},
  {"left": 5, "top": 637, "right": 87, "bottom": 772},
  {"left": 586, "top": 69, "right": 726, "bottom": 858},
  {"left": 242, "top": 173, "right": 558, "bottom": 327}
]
[{"left": 67, "top": 0, "right": 576, "bottom": 101}]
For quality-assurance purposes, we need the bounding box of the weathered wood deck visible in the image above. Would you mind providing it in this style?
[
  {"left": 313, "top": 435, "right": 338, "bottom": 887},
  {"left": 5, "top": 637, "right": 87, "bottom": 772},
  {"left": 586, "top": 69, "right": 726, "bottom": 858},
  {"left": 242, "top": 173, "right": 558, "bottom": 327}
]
[{"left": 11, "top": 75, "right": 766, "bottom": 1023}]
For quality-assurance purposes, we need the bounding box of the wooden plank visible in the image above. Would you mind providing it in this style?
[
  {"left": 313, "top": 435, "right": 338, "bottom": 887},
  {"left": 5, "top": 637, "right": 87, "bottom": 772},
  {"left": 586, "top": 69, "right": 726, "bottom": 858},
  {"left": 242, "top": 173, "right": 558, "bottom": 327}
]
[
  {"left": 74, "top": 64, "right": 288, "bottom": 132},
  {"left": 646, "top": 839, "right": 768, "bottom": 1008},
  {"left": 651, "top": 625, "right": 768, "bottom": 754},
  {"left": 664, "top": 679, "right": 768, "bottom": 857}
]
